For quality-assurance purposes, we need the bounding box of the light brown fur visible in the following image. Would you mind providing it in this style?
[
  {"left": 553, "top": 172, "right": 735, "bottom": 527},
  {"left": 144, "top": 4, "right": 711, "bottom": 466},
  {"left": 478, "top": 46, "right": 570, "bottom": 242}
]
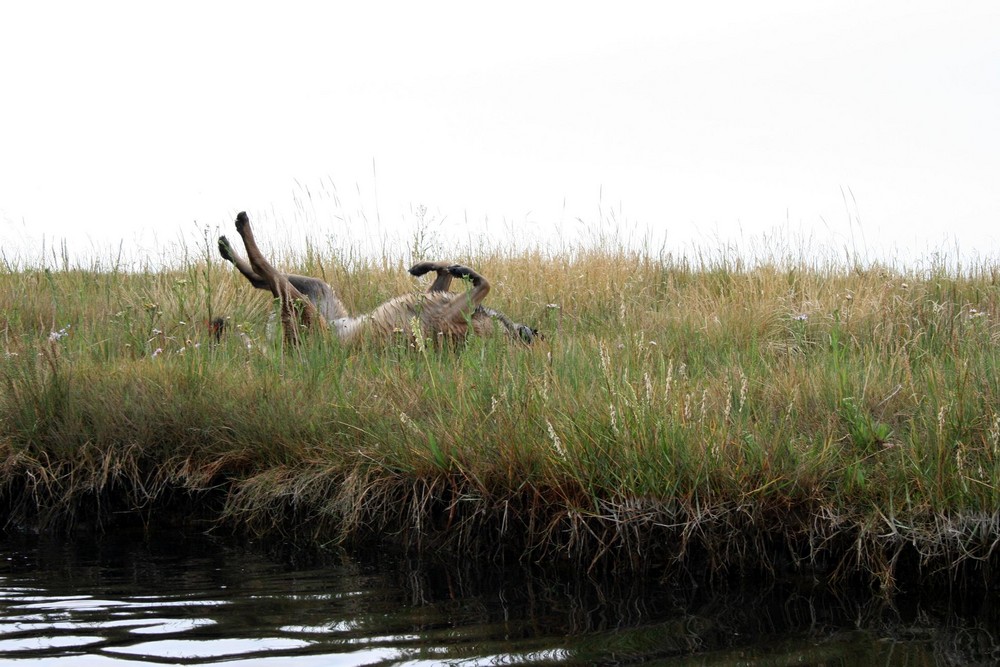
[{"left": 224, "top": 212, "right": 537, "bottom": 346}]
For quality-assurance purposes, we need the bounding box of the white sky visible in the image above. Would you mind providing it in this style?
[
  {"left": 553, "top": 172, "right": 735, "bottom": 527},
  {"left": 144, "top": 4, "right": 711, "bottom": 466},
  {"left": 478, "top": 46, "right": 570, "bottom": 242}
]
[{"left": 1, "top": 1, "right": 998, "bottom": 268}]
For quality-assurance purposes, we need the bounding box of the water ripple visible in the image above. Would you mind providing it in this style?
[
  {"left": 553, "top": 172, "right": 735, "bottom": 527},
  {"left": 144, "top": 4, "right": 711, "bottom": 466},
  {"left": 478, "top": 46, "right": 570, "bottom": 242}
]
[{"left": 0, "top": 531, "right": 988, "bottom": 665}]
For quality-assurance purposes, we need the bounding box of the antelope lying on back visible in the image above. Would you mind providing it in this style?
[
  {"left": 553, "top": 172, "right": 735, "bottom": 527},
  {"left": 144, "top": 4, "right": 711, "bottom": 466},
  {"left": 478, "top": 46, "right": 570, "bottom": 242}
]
[{"left": 219, "top": 211, "right": 538, "bottom": 346}]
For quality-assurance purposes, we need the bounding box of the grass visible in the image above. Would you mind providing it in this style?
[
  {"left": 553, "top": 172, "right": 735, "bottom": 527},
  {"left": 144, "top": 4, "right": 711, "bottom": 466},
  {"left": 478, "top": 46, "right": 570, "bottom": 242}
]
[{"left": 2, "top": 225, "right": 1000, "bottom": 590}]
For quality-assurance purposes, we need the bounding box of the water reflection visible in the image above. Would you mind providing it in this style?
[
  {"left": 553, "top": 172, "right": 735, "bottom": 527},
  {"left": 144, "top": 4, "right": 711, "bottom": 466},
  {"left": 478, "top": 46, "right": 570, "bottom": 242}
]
[{"left": 0, "top": 529, "right": 998, "bottom": 665}]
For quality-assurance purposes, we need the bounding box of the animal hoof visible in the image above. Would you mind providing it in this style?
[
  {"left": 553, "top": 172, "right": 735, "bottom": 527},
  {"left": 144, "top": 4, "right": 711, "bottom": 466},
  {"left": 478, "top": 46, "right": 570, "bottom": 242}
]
[
  {"left": 447, "top": 264, "right": 473, "bottom": 279},
  {"left": 218, "top": 236, "right": 234, "bottom": 261},
  {"left": 408, "top": 262, "right": 434, "bottom": 277},
  {"left": 235, "top": 211, "right": 249, "bottom": 232}
]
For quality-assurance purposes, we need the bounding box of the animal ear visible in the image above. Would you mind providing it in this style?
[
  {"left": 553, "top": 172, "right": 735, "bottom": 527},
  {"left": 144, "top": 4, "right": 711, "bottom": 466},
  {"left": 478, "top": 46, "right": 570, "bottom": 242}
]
[{"left": 518, "top": 325, "right": 539, "bottom": 343}]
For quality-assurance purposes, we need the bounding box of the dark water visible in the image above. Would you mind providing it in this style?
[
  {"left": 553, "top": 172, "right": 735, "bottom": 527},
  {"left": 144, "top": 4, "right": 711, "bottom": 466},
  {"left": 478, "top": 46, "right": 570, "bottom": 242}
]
[{"left": 0, "top": 530, "right": 998, "bottom": 666}]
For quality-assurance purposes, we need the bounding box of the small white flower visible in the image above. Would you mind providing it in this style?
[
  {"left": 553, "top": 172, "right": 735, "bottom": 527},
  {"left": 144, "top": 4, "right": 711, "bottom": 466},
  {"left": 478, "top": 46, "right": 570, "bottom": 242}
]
[
  {"left": 793, "top": 313, "right": 808, "bottom": 322},
  {"left": 48, "top": 325, "right": 70, "bottom": 342},
  {"left": 546, "top": 303, "right": 560, "bottom": 310},
  {"left": 152, "top": 347, "right": 163, "bottom": 358}
]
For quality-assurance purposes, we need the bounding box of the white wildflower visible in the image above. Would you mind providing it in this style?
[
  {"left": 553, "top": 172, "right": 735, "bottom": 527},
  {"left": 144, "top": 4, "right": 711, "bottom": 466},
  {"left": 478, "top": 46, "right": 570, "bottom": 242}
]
[{"left": 48, "top": 325, "right": 70, "bottom": 343}]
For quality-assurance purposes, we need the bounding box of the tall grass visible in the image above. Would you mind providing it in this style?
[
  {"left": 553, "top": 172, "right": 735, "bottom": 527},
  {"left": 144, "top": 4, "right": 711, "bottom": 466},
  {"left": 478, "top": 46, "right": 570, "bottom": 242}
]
[{"left": 2, "top": 227, "right": 1000, "bottom": 590}]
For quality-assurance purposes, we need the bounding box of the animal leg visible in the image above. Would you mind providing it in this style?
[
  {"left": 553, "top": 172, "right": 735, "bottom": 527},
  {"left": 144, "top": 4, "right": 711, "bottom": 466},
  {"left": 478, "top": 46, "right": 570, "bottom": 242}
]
[
  {"left": 234, "top": 211, "right": 326, "bottom": 344},
  {"left": 409, "top": 261, "right": 454, "bottom": 292},
  {"left": 435, "top": 264, "right": 491, "bottom": 326},
  {"left": 222, "top": 233, "right": 346, "bottom": 321},
  {"left": 219, "top": 235, "right": 269, "bottom": 289}
]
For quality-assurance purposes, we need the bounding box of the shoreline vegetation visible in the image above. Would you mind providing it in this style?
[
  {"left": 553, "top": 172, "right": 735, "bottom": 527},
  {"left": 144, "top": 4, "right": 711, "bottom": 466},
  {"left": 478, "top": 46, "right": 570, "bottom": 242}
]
[{"left": 2, "top": 230, "right": 1000, "bottom": 592}]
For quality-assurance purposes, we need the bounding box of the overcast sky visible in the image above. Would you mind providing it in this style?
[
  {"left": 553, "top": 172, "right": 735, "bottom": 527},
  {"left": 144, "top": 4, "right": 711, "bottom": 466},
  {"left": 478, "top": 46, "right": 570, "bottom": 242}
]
[{"left": 1, "top": 2, "right": 997, "bottom": 267}]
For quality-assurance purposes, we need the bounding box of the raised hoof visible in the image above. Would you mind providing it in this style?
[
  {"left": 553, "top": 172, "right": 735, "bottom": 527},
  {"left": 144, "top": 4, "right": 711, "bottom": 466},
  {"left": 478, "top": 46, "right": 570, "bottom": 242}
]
[
  {"left": 218, "top": 236, "right": 235, "bottom": 262},
  {"left": 447, "top": 264, "right": 474, "bottom": 279},
  {"left": 408, "top": 261, "right": 436, "bottom": 277},
  {"left": 235, "top": 211, "right": 250, "bottom": 233}
]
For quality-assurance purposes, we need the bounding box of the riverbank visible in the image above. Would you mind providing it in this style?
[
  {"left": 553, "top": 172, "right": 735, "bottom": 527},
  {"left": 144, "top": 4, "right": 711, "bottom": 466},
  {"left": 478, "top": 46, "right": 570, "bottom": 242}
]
[{"left": 2, "top": 241, "right": 999, "bottom": 590}]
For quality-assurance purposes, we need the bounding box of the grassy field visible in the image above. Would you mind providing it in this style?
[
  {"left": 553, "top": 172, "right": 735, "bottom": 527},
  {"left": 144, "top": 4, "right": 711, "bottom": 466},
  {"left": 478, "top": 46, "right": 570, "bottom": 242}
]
[{"left": 2, "top": 227, "right": 1000, "bottom": 590}]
